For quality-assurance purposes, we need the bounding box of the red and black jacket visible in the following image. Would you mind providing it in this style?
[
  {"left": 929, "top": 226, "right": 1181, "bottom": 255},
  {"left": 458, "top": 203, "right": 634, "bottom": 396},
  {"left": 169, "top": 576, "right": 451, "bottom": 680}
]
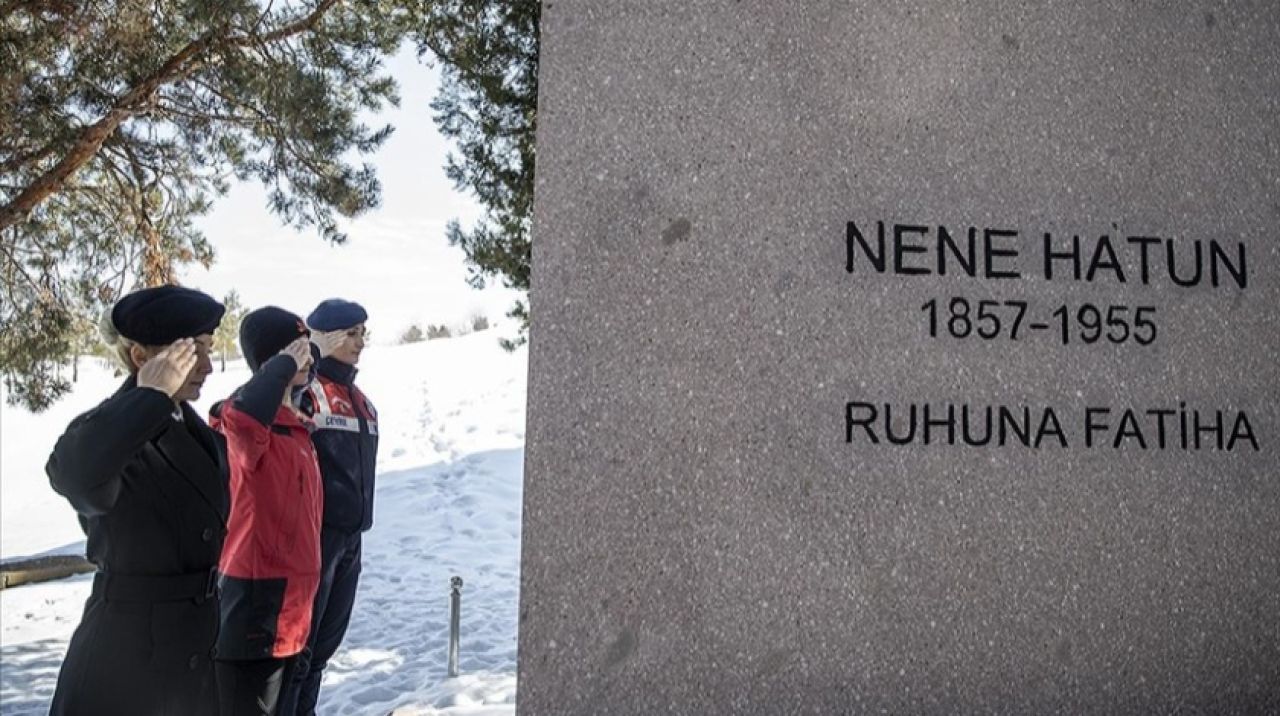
[
  {"left": 301, "top": 357, "right": 379, "bottom": 533},
  {"left": 210, "top": 355, "right": 324, "bottom": 660}
]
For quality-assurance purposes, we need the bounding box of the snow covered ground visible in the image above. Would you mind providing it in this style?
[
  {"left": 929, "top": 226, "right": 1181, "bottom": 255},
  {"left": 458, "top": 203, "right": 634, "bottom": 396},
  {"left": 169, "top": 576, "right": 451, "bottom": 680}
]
[{"left": 0, "top": 330, "right": 526, "bottom": 715}]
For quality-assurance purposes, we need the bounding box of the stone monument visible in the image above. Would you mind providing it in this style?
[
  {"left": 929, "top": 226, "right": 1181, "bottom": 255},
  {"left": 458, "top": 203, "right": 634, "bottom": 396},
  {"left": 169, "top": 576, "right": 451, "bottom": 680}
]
[{"left": 520, "top": 2, "right": 1280, "bottom": 713}]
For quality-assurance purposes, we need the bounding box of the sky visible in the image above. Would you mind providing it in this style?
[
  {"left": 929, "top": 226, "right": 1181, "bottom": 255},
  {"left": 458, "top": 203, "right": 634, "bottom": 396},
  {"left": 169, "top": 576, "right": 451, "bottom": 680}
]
[{"left": 178, "top": 48, "right": 524, "bottom": 345}]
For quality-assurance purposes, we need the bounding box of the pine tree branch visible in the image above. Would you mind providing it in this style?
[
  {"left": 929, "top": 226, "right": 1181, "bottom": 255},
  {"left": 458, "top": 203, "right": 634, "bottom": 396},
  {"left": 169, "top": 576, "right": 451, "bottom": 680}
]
[
  {"left": 189, "top": 77, "right": 277, "bottom": 126},
  {"left": 229, "top": 0, "right": 341, "bottom": 47},
  {"left": 0, "top": 141, "right": 60, "bottom": 174},
  {"left": 155, "top": 100, "right": 265, "bottom": 127},
  {"left": 0, "top": 32, "right": 218, "bottom": 233},
  {"left": 0, "top": 0, "right": 72, "bottom": 19},
  {"left": 0, "top": 234, "right": 43, "bottom": 298},
  {"left": 0, "top": 0, "right": 344, "bottom": 234}
]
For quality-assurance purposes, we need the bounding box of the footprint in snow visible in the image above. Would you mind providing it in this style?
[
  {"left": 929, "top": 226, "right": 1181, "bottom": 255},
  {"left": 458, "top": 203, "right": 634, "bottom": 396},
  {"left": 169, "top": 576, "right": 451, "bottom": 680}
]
[{"left": 349, "top": 685, "right": 398, "bottom": 706}]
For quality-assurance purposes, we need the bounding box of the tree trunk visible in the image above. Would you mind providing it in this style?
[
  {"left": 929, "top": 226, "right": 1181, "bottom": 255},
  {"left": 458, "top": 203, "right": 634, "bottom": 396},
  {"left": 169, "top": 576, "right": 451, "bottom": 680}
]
[{"left": 141, "top": 224, "right": 174, "bottom": 287}]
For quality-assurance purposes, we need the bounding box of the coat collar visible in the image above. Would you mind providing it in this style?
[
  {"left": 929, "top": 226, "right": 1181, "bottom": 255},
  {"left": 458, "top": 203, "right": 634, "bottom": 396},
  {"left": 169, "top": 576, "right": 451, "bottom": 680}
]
[
  {"left": 317, "top": 356, "right": 358, "bottom": 386},
  {"left": 272, "top": 402, "right": 315, "bottom": 434},
  {"left": 116, "top": 375, "right": 229, "bottom": 523}
]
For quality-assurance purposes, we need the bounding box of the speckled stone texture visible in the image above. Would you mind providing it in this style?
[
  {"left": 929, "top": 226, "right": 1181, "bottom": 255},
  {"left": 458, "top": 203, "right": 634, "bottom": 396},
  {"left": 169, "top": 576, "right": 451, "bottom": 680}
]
[{"left": 519, "top": 2, "right": 1280, "bottom": 713}]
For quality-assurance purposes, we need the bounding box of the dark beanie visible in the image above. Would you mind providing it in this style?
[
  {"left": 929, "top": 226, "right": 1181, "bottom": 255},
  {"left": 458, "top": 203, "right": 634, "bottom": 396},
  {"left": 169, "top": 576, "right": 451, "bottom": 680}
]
[
  {"left": 307, "top": 298, "right": 367, "bottom": 332},
  {"left": 240, "top": 306, "right": 310, "bottom": 372},
  {"left": 110, "top": 286, "right": 224, "bottom": 344}
]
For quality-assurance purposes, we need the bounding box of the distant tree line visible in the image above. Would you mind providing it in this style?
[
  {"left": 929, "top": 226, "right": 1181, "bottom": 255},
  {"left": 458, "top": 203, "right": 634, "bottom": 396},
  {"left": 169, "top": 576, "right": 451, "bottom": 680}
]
[{"left": 398, "top": 312, "right": 489, "bottom": 344}]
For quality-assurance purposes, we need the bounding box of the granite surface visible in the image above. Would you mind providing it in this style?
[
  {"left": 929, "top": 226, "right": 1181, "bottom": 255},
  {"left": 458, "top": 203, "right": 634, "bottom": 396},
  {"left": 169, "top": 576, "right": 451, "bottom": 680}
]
[{"left": 520, "top": 2, "right": 1280, "bottom": 713}]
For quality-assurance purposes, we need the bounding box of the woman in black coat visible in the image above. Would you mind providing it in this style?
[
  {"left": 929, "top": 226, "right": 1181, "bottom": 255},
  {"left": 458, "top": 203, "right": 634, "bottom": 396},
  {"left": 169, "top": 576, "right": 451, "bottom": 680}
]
[{"left": 46, "top": 286, "right": 228, "bottom": 716}]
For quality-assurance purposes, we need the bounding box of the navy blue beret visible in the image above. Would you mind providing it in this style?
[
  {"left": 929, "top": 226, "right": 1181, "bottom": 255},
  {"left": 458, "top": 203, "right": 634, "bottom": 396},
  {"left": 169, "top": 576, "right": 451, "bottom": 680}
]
[
  {"left": 307, "top": 299, "right": 367, "bottom": 332},
  {"left": 111, "top": 286, "right": 224, "bottom": 345},
  {"left": 240, "top": 306, "right": 310, "bottom": 372}
]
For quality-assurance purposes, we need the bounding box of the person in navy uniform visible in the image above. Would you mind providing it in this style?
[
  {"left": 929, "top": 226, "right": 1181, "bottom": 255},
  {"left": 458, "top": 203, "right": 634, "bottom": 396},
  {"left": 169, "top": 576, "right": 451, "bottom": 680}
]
[
  {"left": 279, "top": 298, "right": 378, "bottom": 715},
  {"left": 46, "top": 285, "right": 227, "bottom": 716}
]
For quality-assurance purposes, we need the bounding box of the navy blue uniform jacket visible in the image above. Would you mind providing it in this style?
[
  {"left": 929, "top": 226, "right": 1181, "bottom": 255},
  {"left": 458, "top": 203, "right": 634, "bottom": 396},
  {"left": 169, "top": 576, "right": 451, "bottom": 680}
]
[{"left": 302, "top": 357, "right": 379, "bottom": 532}]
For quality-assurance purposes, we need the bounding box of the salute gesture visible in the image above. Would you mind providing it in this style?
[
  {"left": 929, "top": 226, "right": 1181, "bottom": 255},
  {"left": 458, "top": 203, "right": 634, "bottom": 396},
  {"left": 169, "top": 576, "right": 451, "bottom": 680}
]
[
  {"left": 281, "top": 337, "right": 315, "bottom": 376},
  {"left": 210, "top": 306, "right": 326, "bottom": 713},
  {"left": 310, "top": 329, "right": 346, "bottom": 359},
  {"left": 137, "top": 338, "right": 198, "bottom": 398}
]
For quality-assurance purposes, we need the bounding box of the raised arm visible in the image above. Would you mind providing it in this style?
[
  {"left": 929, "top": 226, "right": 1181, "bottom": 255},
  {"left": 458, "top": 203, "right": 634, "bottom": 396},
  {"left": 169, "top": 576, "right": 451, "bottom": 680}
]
[
  {"left": 218, "top": 350, "right": 301, "bottom": 471},
  {"left": 46, "top": 340, "right": 197, "bottom": 516}
]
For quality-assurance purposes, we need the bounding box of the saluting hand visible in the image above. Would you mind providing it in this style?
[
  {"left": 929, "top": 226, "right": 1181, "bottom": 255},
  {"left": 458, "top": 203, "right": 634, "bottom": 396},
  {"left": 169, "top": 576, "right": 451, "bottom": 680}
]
[
  {"left": 280, "top": 337, "right": 314, "bottom": 371},
  {"left": 137, "top": 338, "right": 197, "bottom": 399},
  {"left": 310, "top": 330, "right": 346, "bottom": 359}
]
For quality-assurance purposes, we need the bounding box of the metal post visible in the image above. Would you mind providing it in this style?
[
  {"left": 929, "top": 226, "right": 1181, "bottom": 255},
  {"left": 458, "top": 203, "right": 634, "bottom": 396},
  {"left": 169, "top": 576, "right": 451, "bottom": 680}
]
[{"left": 448, "top": 576, "right": 463, "bottom": 677}]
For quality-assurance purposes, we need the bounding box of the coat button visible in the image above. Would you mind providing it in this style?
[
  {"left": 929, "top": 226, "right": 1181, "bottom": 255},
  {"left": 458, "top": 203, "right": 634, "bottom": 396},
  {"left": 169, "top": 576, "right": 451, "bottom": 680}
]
[
  {"left": 210, "top": 646, "right": 219, "bottom": 659},
  {"left": 201, "top": 527, "right": 214, "bottom": 542},
  {"left": 189, "top": 655, "right": 200, "bottom": 670}
]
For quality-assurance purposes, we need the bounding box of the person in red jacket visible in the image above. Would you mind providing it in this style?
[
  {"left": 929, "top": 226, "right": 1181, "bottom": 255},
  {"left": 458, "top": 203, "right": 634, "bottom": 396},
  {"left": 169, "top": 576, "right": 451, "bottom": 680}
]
[{"left": 211, "top": 307, "right": 324, "bottom": 716}]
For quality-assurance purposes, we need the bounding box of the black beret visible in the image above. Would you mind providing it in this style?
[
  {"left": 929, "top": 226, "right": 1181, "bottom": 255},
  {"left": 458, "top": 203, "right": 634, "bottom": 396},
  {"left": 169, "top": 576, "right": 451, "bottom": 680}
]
[
  {"left": 240, "top": 306, "right": 310, "bottom": 372},
  {"left": 307, "top": 298, "right": 368, "bottom": 332},
  {"left": 111, "top": 286, "right": 224, "bottom": 344}
]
